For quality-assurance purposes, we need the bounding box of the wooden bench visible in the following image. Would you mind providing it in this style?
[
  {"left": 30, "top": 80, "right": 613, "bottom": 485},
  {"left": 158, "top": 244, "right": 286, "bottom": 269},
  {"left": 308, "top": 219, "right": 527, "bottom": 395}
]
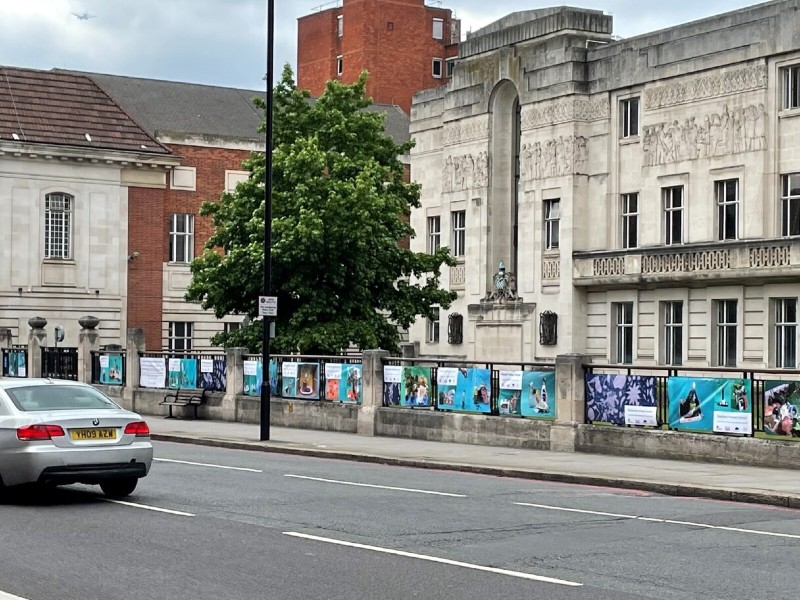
[{"left": 160, "top": 387, "right": 206, "bottom": 419}]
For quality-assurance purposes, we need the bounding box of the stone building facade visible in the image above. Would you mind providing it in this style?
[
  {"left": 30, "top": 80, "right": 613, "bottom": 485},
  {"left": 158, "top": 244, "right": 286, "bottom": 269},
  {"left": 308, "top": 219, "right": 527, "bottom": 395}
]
[{"left": 409, "top": 1, "right": 800, "bottom": 369}]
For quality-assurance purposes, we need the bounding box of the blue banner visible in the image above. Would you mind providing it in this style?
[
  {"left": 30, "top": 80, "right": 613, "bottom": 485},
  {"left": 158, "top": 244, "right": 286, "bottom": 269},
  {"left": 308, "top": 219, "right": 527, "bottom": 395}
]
[
  {"left": 4, "top": 350, "right": 27, "bottom": 378},
  {"left": 243, "top": 360, "right": 262, "bottom": 396},
  {"left": 99, "top": 354, "right": 124, "bottom": 386},
  {"left": 325, "top": 363, "right": 362, "bottom": 404},
  {"left": 399, "top": 366, "right": 432, "bottom": 407},
  {"left": 199, "top": 358, "right": 227, "bottom": 392},
  {"left": 585, "top": 374, "right": 657, "bottom": 426},
  {"left": 168, "top": 358, "right": 198, "bottom": 389},
  {"left": 764, "top": 381, "right": 800, "bottom": 438},
  {"left": 436, "top": 367, "right": 491, "bottom": 414},
  {"left": 282, "top": 362, "right": 320, "bottom": 399},
  {"left": 668, "top": 376, "right": 752, "bottom": 434},
  {"left": 499, "top": 371, "right": 556, "bottom": 419}
]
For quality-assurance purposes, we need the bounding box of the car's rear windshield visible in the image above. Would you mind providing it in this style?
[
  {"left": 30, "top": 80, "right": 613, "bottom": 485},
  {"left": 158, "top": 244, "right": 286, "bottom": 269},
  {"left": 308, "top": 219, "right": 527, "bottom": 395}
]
[{"left": 6, "top": 385, "right": 118, "bottom": 412}]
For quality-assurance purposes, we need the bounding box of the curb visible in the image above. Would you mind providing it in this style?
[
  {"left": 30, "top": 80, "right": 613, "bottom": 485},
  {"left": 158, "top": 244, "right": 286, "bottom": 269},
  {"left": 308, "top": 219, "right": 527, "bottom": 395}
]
[{"left": 151, "top": 434, "right": 800, "bottom": 510}]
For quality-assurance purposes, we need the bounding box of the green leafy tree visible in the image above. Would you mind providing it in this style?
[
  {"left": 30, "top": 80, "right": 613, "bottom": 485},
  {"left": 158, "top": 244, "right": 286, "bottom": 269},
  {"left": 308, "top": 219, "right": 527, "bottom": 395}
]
[{"left": 186, "top": 66, "right": 455, "bottom": 354}]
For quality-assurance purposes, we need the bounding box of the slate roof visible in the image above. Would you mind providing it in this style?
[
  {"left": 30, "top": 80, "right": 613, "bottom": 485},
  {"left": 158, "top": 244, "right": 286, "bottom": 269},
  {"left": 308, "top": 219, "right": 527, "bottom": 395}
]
[
  {"left": 0, "top": 66, "right": 169, "bottom": 154},
  {"left": 61, "top": 71, "right": 411, "bottom": 146}
]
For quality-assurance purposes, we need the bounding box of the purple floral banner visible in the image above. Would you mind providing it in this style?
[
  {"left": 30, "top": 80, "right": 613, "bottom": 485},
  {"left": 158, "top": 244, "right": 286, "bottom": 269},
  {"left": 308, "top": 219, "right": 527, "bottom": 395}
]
[{"left": 585, "top": 374, "right": 657, "bottom": 426}]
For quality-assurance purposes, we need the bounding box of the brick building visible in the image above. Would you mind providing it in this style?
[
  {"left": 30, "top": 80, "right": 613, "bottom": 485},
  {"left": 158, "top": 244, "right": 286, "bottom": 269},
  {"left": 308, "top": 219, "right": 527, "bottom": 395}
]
[{"left": 297, "top": 0, "right": 460, "bottom": 115}]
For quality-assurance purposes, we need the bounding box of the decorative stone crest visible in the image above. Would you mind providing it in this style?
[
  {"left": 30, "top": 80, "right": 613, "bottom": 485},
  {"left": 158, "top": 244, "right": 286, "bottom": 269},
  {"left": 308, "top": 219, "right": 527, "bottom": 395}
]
[
  {"left": 520, "top": 136, "right": 588, "bottom": 181},
  {"left": 442, "top": 151, "right": 490, "bottom": 192},
  {"left": 483, "top": 260, "right": 520, "bottom": 303},
  {"left": 642, "top": 103, "right": 766, "bottom": 167},
  {"left": 644, "top": 65, "right": 767, "bottom": 110}
]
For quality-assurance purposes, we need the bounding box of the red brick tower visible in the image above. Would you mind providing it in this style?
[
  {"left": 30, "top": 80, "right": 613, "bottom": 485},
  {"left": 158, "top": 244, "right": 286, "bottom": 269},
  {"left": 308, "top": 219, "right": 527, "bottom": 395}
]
[{"left": 297, "top": 0, "right": 460, "bottom": 115}]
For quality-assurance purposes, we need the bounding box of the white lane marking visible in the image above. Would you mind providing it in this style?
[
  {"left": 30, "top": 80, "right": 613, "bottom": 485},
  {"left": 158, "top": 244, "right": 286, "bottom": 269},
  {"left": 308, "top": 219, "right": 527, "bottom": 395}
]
[
  {"left": 514, "top": 502, "right": 800, "bottom": 540},
  {"left": 155, "top": 457, "right": 262, "bottom": 473},
  {"left": 284, "top": 474, "right": 466, "bottom": 497},
  {"left": 283, "top": 532, "right": 582, "bottom": 587},
  {"left": 0, "top": 591, "right": 32, "bottom": 600},
  {"left": 105, "top": 499, "right": 195, "bottom": 517}
]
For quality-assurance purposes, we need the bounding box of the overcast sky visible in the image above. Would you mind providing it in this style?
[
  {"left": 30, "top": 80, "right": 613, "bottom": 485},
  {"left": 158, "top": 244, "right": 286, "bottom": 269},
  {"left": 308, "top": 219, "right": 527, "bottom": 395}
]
[{"left": 0, "top": 0, "right": 764, "bottom": 91}]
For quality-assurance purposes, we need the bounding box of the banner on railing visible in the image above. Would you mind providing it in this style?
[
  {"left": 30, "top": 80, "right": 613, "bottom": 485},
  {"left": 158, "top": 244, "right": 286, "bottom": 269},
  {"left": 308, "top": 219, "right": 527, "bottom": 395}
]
[
  {"left": 400, "top": 366, "right": 432, "bottom": 407},
  {"left": 139, "top": 357, "right": 166, "bottom": 388},
  {"left": 436, "top": 367, "right": 491, "bottom": 414},
  {"left": 325, "top": 363, "right": 362, "bottom": 404},
  {"left": 499, "top": 371, "right": 556, "bottom": 418},
  {"left": 99, "top": 354, "right": 124, "bottom": 386},
  {"left": 668, "top": 377, "right": 752, "bottom": 434},
  {"left": 383, "top": 365, "right": 402, "bottom": 406},
  {"left": 585, "top": 374, "right": 657, "bottom": 426},
  {"left": 243, "top": 360, "right": 262, "bottom": 396},
  {"left": 199, "top": 358, "right": 226, "bottom": 392},
  {"left": 4, "top": 349, "right": 27, "bottom": 378},
  {"left": 764, "top": 381, "right": 800, "bottom": 438},
  {"left": 168, "top": 358, "right": 198, "bottom": 389},
  {"left": 269, "top": 359, "right": 279, "bottom": 396},
  {"left": 282, "top": 362, "right": 320, "bottom": 399}
]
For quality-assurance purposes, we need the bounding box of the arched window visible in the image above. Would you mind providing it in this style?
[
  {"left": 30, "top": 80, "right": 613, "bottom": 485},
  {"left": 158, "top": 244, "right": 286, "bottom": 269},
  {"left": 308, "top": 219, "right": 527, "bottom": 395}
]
[{"left": 44, "top": 193, "right": 73, "bottom": 259}]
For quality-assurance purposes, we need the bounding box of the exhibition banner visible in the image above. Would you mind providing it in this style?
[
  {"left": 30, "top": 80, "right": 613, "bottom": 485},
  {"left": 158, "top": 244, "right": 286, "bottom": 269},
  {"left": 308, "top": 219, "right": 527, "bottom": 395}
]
[
  {"left": 243, "top": 360, "right": 262, "bottom": 396},
  {"left": 436, "top": 367, "right": 492, "bottom": 414},
  {"left": 99, "top": 354, "right": 124, "bottom": 386},
  {"left": 399, "top": 366, "right": 432, "bottom": 407},
  {"left": 168, "top": 358, "right": 198, "bottom": 389},
  {"left": 498, "top": 370, "right": 556, "bottom": 419},
  {"left": 325, "top": 363, "right": 363, "bottom": 404},
  {"left": 199, "top": 359, "right": 227, "bottom": 392},
  {"left": 139, "top": 357, "right": 167, "bottom": 388},
  {"left": 764, "top": 381, "right": 800, "bottom": 439},
  {"left": 383, "top": 365, "right": 402, "bottom": 407},
  {"left": 268, "top": 359, "right": 279, "bottom": 396},
  {"left": 3, "top": 350, "right": 27, "bottom": 378},
  {"left": 668, "top": 377, "right": 752, "bottom": 434},
  {"left": 585, "top": 374, "right": 658, "bottom": 426},
  {"left": 282, "top": 362, "right": 320, "bottom": 399}
]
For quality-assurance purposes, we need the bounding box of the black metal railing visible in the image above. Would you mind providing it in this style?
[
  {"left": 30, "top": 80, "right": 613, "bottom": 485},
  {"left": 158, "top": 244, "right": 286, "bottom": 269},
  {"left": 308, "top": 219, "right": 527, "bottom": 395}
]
[
  {"left": 244, "top": 354, "right": 363, "bottom": 401},
  {"left": 138, "top": 351, "right": 227, "bottom": 390},
  {"left": 41, "top": 347, "right": 78, "bottom": 380}
]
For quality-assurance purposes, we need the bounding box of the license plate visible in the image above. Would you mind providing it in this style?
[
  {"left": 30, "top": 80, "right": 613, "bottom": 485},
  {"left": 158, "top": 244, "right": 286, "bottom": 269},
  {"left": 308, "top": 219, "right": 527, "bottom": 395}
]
[{"left": 70, "top": 428, "right": 117, "bottom": 441}]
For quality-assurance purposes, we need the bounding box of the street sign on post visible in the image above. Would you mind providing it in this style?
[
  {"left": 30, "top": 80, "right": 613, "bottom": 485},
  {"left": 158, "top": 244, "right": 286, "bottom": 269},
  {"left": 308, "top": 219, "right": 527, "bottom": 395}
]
[{"left": 258, "top": 296, "right": 277, "bottom": 317}]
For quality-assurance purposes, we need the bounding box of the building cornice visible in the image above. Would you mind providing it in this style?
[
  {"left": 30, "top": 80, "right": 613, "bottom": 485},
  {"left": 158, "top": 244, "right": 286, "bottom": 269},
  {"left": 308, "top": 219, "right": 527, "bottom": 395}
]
[{"left": 0, "top": 141, "right": 181, "bottom": 168}]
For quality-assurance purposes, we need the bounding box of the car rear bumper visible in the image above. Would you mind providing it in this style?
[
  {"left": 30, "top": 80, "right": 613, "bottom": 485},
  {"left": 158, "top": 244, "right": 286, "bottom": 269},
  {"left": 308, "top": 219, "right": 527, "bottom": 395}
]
[{"left": 38, "top": 461, "right": 148, "bottom": 485}]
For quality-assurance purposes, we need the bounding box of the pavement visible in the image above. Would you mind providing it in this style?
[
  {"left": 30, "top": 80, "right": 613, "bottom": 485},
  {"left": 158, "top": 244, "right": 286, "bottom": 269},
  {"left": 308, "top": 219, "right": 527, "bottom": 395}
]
[{"left": 148, "top": 418, "right": 800, "bottom": 509}]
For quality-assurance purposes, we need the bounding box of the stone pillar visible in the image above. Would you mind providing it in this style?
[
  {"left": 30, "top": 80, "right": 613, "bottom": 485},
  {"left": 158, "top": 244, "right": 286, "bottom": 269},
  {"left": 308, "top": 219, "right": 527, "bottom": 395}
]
[
  {"left": 358, "top": 349, "right": 389, "bottom": 436},
  {"left": 0, "top": 328, "right": 12, "bottom": 349},
  {"left": 27, "top": 317, "right": 47, "bottom": 378},
  {"left": 550, "top": 353, "right": 591, "bottom": 453},
  {"left": 124, "top": 328, "right": 146, "bottom": 408},
  {"left": 77, "top": 316, "right": 100, "bottom": 384},
  {"left": 223, "top": 347, "right": 247, "bottom": 422}
]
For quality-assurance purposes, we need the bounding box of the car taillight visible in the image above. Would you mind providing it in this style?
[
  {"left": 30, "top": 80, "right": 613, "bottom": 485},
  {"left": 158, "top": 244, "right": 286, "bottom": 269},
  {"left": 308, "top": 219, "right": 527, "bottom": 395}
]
[
  {"left": 124, "top": 421, "right": 150, "bottom": 437},
  {"left": 17, "top": 424, "right": 65, "bottom": 441}
]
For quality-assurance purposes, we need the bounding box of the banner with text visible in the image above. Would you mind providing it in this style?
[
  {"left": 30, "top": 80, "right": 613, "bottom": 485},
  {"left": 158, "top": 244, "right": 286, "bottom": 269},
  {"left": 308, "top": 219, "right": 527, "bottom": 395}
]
[
  {"left": 436, "top": 367, "right": 492, "bottom": 414},
  {"left": 383, "top": 365, "right": 402, "bottom": 407},
  {"left": 668, "top": 377, "right": 752, "bottom": 434},
  {"left": 139, "top": 357, "right": 166, "bottom": 388},
  {"left": 199, "top": 358, "right": 226, "bottom": 392},
  {"left": 585, "top": 374, "right": 658, "bottom": 426},
  {"left": 243, "top": 360, "right": 262, "bottom": 396},
  {"left": 168, "top": 358, "right": 198, "bottom": 389},
  {"left": 99, "top": 354, "right": 124, "bottom": 386},
  {"left": 498, "top": 371, "right": 556, "bottom": 419},
  {"left": 325, "top": 363, "right": 363, "bottom": 404},
  {"left": 282, "top": 362, "right": 320, "bottom": 400}
]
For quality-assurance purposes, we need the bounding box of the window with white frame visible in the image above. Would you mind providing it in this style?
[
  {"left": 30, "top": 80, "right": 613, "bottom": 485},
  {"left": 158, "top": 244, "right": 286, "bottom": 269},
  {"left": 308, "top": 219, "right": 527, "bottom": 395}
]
[
  {"left": 337, "top": 14, "right": 343, "bottom": 37},
  {"left": 620, "top": 97, "right": 639, "bottom": 138},
  {"left": 774, "top": 298, "right": 798, "bottom": 369},
  {"left": 782, "top": 64, "right": 800, "bottom": 110},
  {"left": 613, "top": 302, "right": 634, "bottom": 364},
  {"left": 169, "top": 214, "right": 195, "bottom": 263},
  {"left": 715, "top": 179, "right": 739, "bottom": 241},
  {"left": 663, "top": 186, "right": 684, "bottom": 245},
  {"left": 44, "top": 192, "right": 73, "bottom": 259},
  {"left": 427, "top": 216, "right": 441, "bottom": 254},
  {"left": 432, "top": 58, "right": 443, "bottom": 79},
  {"left": 781, "top": 173, "right": 800, "bottom": 237},
  {"left": 432, "top": 18, "right": 443, "bottom": 40},
  {"left": 336, "top": 55, "right": 343, "bottom": 77},
  {"left": 714, "top": 300, "right": 737, "bottom": 367},
  {"left": 427, "top": 307, "right": 440, "bottom": 343},
  {"left": 451, "top": 210, "right": 465, "bottom": 257},
  {"left": 621, "top": 193, "right": 638, "bottom": 250},
  {"left": 168, "top": 322, "right": 193, "bottom": 352},
  {"left": 544, "top": 199, "right": 560, "bottom": 250},
  {"left": 662, "top": 301, "right": 683, "bottom": 366}
]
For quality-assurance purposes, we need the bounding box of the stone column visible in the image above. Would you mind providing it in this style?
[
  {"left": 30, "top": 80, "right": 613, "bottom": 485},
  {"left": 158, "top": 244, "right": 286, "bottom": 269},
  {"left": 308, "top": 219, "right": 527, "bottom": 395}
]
[
  {"left": 77, "top": 316, "right": 100, "bottom": 384},
  {"left": 357, "top": 349, "right": 389, "bottom": 436},
  {"left": 550, "top": 353, "right": 591, "bottom": 452},
  {"left": 124, "top": 328, "right": 146, "bottom": 408},
  {"left": 223, "top": 347, "right": 247, "bottom": 422},
  {"left": 0, "top": 328, "right": 12, "bottom": 349},
  {"left": 27, "top": 317, "right": 47, "bottom": 378}
]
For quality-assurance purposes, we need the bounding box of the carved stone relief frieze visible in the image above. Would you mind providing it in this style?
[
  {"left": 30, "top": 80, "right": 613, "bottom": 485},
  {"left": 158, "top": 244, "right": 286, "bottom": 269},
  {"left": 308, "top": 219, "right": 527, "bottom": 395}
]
[
  {"left": 644, "top": 65, "right": 767, "bottom": 110},
  {"left": 520, "top": 136, "right": 588, "bottom": 181},
  {"left": 642, "top": 103, "right": 766, "bottom": 168},
  {"left": 442, "top": 116, "right": 490, "bottom": 147},
  {"left": 442, "top": 151, "right": 490, "bottom": 192},
  {"left": 521, "top": 96, "right": 609, "bottom": 130}
]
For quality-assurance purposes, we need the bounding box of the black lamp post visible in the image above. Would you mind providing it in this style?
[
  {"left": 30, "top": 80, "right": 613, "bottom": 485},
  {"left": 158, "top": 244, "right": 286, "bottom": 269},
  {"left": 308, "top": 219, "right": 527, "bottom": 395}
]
[{"left": 260, "top": 0, "right": 275, "bottom": 441}]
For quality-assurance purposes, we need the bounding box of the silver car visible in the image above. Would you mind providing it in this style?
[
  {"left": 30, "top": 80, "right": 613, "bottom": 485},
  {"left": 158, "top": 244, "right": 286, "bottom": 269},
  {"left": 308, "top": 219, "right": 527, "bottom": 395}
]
[{"left": 0, "top": 378, "right": 153, "bottom": 497}]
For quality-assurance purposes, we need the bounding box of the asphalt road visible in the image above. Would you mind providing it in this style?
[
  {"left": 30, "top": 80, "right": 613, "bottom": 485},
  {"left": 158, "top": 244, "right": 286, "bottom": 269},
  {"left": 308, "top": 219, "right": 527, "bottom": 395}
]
[{"left": 1, "top": 441, "right": 798, "bottom": 600}]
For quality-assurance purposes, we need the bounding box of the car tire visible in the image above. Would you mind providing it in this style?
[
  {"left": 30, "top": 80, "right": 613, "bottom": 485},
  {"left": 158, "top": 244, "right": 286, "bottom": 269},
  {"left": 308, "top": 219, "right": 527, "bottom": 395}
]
[{"left": 100, "top": 477, "right": 138, "bottom": 498}]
